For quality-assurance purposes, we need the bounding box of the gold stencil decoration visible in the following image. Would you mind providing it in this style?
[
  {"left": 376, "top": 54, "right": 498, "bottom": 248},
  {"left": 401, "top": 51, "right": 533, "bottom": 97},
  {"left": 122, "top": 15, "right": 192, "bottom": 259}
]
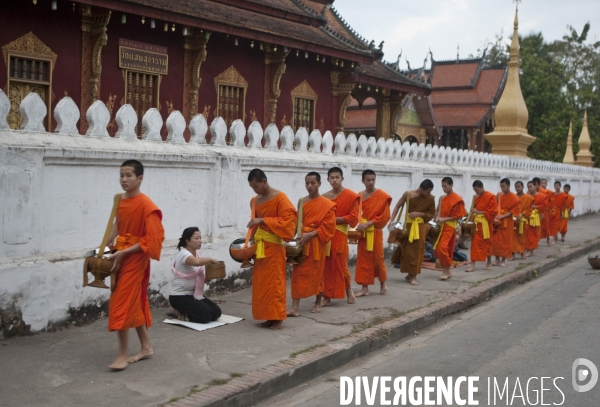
[
  {"left": 2, "top": 32, "right": 57, "bottom": 68},
  {"left": 213, "top": 65, "right": 248, "bottom": 91},
  {"left": 290, "top": 80, "right": 318, "bottom": 100}
]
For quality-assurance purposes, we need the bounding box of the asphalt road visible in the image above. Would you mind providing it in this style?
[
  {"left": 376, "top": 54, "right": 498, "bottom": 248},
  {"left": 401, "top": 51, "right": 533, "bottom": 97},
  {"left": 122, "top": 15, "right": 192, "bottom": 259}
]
[{"left": 263, "top": 255, "right": 600, "bottom": 406}]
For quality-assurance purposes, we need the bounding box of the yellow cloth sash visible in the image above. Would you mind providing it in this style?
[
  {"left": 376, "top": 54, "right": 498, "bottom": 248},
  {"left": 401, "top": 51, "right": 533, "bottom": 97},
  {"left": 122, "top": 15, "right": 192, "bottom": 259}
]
[
  {"left": 564, "top": 209, "right": 570, "bottom": 218},
  {"left": 326, "top": 224, "right": 349, "bottom": 256},
  {"left": 518, "top": 216, "right": 528, "bottom": 234},
  {"left": 406, "top": 216, "right": 424, "bottom": 243},
  {"left": 529, "top": 209, "right": 541, "bottom": 227},
  {"left": 474, "top": 214, "right": 490, "bottom": 239},
  {"left": 254, "top": 228, "right": 283, "bottom": 260},
  {"left": 433, "top": 220, "right": 457, "bottom": 250},
  {"left": 362, "top": 218, "right": 375, "bottom": 251}
]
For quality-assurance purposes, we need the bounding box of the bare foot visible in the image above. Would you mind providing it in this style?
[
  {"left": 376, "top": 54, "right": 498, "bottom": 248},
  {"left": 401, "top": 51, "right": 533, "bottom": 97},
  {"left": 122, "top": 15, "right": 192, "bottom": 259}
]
[
  {"left": 499, "top": 261, "right": 506, "bottom": 267},
  {"left": 380, "top": 282, "right": 388, "bottom": 295},
  {"left": 321, "top": 298, "right": 332, "bottom": 307},
  {"left": 270, "top": 320, "right": 283, "bottom": 330},
  {"left": 410, "top": 279, "right": 419, "bottom": 286},
  {"left": 311, "top": 304, "right": 322, "bottom": 313},
  {"left": 258, "top": 320, "right": 275, "bottom": 328},
  {"left": 485, "top": 263, "right": 493, "bottom": 270},
  {"left": 346, "top": 289, "right": 356, "bottom": 304},
  {"left": 509, "top": 257, "right": 517, "bottom": 261},
  {"left": 439, "top": 273, "right": 452, "bottom": 281},
  {"left": 492, "top": 259, "right": 500, "bottom": 266},
  {"left": 355, "top": 288, "right": 369, "bottom": 297},
  {"left": 524, "top": 252, "right": 531, "bottom": 258},
  {"left": 405, "top": 275, "right": 411, "bottom": 281},
  {"left": 286, "top": 309, "right": 299, "bottom": 317},
  {"left": 108, "top": 355, "right": 129, "bottom": 371},
  {"left": 465, "top": 267, "right": 475, "bottom": 272},
  {"left": 128, "top": 348, "right": 153, "bottom": 364}
]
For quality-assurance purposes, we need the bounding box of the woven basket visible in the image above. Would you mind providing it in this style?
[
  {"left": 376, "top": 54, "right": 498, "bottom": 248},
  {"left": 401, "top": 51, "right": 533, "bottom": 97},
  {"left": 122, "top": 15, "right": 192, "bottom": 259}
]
[{"left": 205, "top": 261, "right": 226, "bottom": 279}]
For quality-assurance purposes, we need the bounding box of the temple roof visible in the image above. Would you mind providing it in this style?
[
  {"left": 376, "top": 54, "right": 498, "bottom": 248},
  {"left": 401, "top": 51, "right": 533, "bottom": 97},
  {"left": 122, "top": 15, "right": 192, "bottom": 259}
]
[{"left": 342, "top": 60, "right": 431, "bottom": 94}]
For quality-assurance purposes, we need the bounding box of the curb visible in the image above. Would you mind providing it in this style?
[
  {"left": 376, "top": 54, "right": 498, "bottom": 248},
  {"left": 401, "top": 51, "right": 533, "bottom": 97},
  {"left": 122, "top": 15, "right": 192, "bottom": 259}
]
[{"left": 167, "top": 239, "right": 600, "bottom": 407}]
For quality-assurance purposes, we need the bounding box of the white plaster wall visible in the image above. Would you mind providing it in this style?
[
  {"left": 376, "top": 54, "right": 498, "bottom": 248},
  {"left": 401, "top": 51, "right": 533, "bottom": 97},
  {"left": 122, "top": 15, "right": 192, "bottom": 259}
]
[{"left": 1, "top": 128, "right": 599, "bottom": 333}]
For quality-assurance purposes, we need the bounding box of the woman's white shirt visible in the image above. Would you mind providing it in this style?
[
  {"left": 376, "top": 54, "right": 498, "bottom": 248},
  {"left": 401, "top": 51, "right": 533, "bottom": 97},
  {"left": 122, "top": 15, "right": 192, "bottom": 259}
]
[{"left": 170, "top": 249, "right": 202, "bottom": 297}]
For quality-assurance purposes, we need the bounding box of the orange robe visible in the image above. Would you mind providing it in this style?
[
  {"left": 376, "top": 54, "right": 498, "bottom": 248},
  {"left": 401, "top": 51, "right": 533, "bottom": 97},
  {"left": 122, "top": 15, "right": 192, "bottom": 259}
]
[
  {"left": 435, "top": 192, "right": 466, "bottom": 268},
  {"left": 513, "top": 194, "right": 533, "bottom": 254},
  {"left": 323, "top": 189, "right": 359, "bottom": 299},
  {"left": 470, "top": 191, "right": 498, "bottom": 262},
  {"left": 526, "top": 192, "right": 547, "bottom": 250},
  {"left": 558, "top": 194, "right": 575, "bottom": 234},
  {"left": 252, "top": 192, "right": 297, "bottom": 321},
  {"left": 291, "top": 196, "right": 336, "bottom": 299},
  {"left": 400, "top": 194, "right": 436, "bottom": 275},
  {"left": 491, "top": 192, "right": 520, "bottom": 259},
  {"left": 551, "top": 192, "right": 568, "bottom": 237},
  {"left": 355, "top": 189, "right": 392, "bottom": 286},
  {"left": 108, "top": 193, "right": 164, "bottom": 331},
  {"left": 539, "top": 187, "right": 551, "bottom": 239}
]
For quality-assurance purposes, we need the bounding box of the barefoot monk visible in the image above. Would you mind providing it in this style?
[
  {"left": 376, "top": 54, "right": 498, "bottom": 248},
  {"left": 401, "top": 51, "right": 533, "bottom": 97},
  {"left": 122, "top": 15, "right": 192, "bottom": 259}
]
[{"left": 466, "top": 180, "right": 497, "bottom": 272}]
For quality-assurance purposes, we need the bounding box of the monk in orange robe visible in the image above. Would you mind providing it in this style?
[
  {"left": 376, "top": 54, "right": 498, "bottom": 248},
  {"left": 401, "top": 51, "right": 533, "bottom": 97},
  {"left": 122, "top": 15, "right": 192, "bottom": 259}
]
[
  {"left": 287, "top": 172, "right": 336, "bottom": 316},
  {"left": 355, "top": 170, "right": 392, "bottom": 297},
  {"left": 322, "top": 167, "right": 359, "bottom": 306},
  {"left": 550, "top": 181, "right": 568, "bottom": 243},
  {"left": 558, "top": 184, "right": 575, "bottom": 242},
  {"left": 466, "top": 180, "right": 498, "bottom": 272},
  {"left": 247, "top": 169, "right": 297, "bottom": 330},
  {"left": 537, "top": 178, "right": 551, "bottom": 243},
  {"left": 433, "top": 177, "right": 466, "bottom": 281},
  {"left": 512, "top": 181, "right": 533, "bottom": 259},
  {"left": 389, "top": 180, "right": 435, "bottom": 286},
  {"left": 526, "top": 180, "right": 546, "bottom": 256},
  {"left": 491, "top": 179, "right": 521, "bottom": 266},
  {"left": 106, "top": 160, "right": 165, "bottom": 371}
]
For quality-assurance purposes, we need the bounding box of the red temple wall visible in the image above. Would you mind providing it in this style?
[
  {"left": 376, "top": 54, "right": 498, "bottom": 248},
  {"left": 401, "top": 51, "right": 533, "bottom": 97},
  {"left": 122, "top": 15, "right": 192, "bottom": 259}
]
[{"left": 0, "top": 0, "right": 82, "bottom": 131}]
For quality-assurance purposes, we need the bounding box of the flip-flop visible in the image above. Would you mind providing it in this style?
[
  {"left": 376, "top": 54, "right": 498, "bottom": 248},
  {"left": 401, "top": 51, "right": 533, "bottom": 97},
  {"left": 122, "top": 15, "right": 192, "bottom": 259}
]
[{"left": 166, "top": 312, "right": 178, "bottom": 319}]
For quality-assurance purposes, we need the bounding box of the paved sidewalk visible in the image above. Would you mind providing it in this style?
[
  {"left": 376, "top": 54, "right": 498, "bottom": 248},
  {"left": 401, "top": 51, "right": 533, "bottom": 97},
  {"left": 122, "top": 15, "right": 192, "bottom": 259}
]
[{"left": 1, "top": 214, "right": 599, "bottom": 407}]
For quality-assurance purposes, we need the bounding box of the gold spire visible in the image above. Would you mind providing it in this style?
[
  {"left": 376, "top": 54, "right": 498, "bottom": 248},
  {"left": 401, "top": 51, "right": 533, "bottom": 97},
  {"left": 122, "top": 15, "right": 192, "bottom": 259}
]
[
  {"left": 484, "top": 6, "right": 535, "bottom": 157},
  {"left": 563, "top": 121, "right": 575, "bottom": 164},
  {"left": 575, "top": 110, "right": 594, "bottom": 167}
]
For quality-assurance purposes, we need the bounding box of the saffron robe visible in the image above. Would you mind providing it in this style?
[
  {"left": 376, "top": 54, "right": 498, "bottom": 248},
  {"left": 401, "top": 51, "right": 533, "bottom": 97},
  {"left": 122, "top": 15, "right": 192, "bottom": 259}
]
[
  {"left": 323, "top": 189, "right": 359, "bottom": 299},
  {"left": 550, "top": 192, "right": 568, "bottom": 237},
  {"left": 400, "top": 194, "right": 436, "bottom": 275},
  {"left": 513, "top": 194, "right": 534, "bottom": 254},
  {"left": 491, "top": 192, "right": 520, "bottom": 258},
  {"left": 470, "top": 191, "right": 498, "bottom": 262},
  {"left": 252, "top": 192, "right": 297, "bottom": 321},
  {"left": 355, "top": 189, "right": 392, "bottom": 286},
  {"left": 291, "top": 196, "right": 336, "bottom": 299},
  {"left": 108, "top": 193, "right": 164, "bottom": 331},
  {"left": 435, "top": 192, "right": 467, "bottom": 268},
  {"left": 558, "top": 194, "right": 575, "bottom": 234},
  {"left": 539, "top": 187, "right": 551, "bottom": 239},
  {"left": 526, "top": 192, "right": 547, "bottom": 250}
]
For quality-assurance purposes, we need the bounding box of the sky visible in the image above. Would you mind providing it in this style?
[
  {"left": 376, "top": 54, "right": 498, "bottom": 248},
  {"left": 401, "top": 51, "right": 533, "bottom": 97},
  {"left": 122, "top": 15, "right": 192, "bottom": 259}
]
[{"left": 334, "top": 0, "right": 600, "bottom": 69}]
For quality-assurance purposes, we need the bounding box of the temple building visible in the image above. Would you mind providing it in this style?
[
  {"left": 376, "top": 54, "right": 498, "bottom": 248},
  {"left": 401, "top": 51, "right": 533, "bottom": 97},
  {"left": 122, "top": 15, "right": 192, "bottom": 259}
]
[
  {"left": 0, "top": 0, "right": 429, "bottom": 140},
  {"left": 346, "top": 53, "right": 507, "bottom": 151}
]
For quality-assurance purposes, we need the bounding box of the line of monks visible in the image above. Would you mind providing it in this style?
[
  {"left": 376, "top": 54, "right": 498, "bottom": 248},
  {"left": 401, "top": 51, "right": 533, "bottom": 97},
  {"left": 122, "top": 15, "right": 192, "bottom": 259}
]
[{"left": 245, "top": 168, "right": 575, "bottom": 330}]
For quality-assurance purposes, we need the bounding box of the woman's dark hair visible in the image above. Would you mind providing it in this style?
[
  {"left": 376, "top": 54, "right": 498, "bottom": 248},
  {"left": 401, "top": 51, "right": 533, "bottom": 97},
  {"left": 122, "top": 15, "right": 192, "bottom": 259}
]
[{"left": 177, "top": 227, "right": 200, "bottom": 250}]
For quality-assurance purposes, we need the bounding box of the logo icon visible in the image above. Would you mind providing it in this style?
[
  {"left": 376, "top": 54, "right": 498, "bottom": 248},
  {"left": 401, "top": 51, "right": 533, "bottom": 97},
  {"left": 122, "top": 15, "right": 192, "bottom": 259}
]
[{"left": 572, "top": 358, "right": 598, "bottom": 393}]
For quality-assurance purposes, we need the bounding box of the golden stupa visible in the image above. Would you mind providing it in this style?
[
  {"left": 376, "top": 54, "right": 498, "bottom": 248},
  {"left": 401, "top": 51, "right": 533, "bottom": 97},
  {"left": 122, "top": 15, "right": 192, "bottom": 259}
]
[
  {"left": 485, "top": 6, "right": 536, "bottom": 157},
  {"left": 575, "top": 110, "right": 594, "bottom": 167},
  {"left": 562, "top": 121, "right": 575, "bottom": 164}
]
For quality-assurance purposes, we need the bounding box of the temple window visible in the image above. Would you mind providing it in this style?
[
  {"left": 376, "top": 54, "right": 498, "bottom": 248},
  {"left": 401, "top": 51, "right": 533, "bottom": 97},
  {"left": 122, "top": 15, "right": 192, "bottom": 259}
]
[
  {"left": 290, "top": 80, "right": 318, "bottom": 133},
  {"left": 2, "top": 32, "right": 56, "bottom": 131},
  {"left": 214, "top": 66, "right": 248, "bottom": 144},
  {"left": 124, "top": 70, "right": 161, "bottom": 138}
]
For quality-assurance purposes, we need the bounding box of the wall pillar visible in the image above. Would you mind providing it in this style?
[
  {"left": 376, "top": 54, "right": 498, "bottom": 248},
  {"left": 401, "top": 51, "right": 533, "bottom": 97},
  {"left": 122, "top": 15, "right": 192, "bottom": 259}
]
[
  {"left": 183, "top": 29, "right": 210, "bottom": 131},
  {"left": 263, "top": 45, "right": 288, "bottom": 126}
]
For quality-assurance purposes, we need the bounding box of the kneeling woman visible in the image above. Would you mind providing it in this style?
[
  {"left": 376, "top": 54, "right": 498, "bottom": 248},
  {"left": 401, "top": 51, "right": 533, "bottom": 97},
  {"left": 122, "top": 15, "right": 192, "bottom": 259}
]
[{"left": 170, "top": 227, "right": 222, "bottom": 323}]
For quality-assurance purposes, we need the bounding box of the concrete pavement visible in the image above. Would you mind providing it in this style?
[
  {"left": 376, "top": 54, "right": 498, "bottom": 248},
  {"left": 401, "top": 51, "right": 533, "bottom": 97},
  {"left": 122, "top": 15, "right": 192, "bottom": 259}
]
[{"left": 0, "top": 214, "right": 599, "bottom": 407}]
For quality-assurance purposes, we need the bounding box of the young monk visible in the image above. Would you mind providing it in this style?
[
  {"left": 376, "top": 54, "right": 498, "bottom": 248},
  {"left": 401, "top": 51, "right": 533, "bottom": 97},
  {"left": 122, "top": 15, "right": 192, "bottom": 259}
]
[
  {"left": 525, "top": 180, "right": 546, "bottom": 257},
  {"left": 389, "top": 180, "right": 436, "bottom": 286},
  {"left": 106, "top": 160, "right": 165, "bottom": 371},
  {"left": 433, "top": 177, "right": 466, "bottom": 281},
  {"left": 466, "top": 180, "right": 497, "bottom": 272},
  {"left": 355, "top": 170, "right": 392, "bottom": 297},
  {"left": 558, "top": 184, "right": 575, "bottom": 242},
  {"left": 551, "top": 181, "right": 568, "bottom": 244},
  {"left": 287, "top": 172, "right": 336, "bottom": 316},
  {"left": 247, "top": 169, "right": 297, "bottom": 330},
  {"left": 537, "top": 178, "right": 552, "bottom": 245},
  {"left": 512, "top": 181, "right": 533, "bottom": 260},
  {"left": 322, "top": 167, "right": 359, "bottom": 306},
  {"left": 491, "top": 178, "right": 520, "bottom": 267}
]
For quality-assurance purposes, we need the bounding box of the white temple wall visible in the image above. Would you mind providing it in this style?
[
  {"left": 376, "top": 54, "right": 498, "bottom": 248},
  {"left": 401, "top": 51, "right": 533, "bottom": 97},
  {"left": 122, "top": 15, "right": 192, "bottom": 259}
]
[{"left": 1, "top": 93, "right": 599, "bottom": 335}]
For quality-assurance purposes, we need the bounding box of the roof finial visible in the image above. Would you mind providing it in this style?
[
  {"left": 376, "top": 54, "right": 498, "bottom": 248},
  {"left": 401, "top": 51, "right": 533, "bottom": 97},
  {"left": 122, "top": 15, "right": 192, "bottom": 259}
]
[{"left": 457, "top": 44, "right": 460, "bottom": 61}]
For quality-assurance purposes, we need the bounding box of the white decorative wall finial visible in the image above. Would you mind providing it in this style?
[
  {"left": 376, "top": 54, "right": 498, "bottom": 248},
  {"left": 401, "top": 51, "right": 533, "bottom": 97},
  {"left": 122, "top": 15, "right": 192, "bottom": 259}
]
[
  {"left": 141, "top": 108, "right": 163, "bottom": 141},
  {"left": 189, "top": 114, "right": 208, "bottom": 144},
  {"left": 85, "top": 99, "right": 110, "bottom": 137},
  {"left": 209, "top": 116, "right": 227, "bottom": 145},
  {"left": 54, "top": 96, "right": 80, "bottom": 136},
  {"left": 166, "top": 110, "right": 186, "bottom": 143},
  {"left": 114, "top": 104, "right": 138, "bottom": 140}
]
